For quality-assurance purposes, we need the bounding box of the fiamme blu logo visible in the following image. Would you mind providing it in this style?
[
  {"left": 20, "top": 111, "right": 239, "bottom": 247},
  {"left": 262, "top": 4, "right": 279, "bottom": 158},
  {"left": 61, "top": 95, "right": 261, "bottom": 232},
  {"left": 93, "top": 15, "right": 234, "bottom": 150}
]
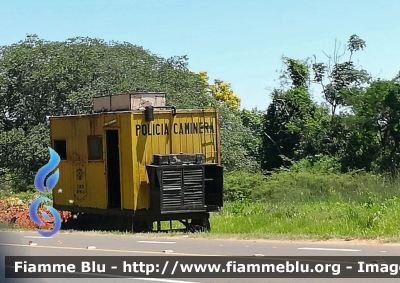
[{"left": 28, "top": 147, "right": 62, "bottom": 237}]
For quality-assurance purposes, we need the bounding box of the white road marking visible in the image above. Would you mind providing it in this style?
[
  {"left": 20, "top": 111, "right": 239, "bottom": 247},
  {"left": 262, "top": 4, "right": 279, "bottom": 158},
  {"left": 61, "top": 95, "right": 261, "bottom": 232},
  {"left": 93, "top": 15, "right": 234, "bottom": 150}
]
[
  {"left": 380, "top": 251, "right": 387, "bottom": 253},
  {"left": 24, "top": 236, "right": 53, "bottom": 239},
  {"left": 138, "top": 241, "right": 176, "bottom": 244},
  {"left": 298, "top": 247, "right": 361, "bottom": 252}
]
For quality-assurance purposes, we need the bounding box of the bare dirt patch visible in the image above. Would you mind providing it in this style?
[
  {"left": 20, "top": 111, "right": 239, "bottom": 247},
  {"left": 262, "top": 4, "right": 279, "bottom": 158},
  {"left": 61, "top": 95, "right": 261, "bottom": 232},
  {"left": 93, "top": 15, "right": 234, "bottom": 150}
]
[{"left": 0, "top": 197, "right": 71, "bottom": 230}]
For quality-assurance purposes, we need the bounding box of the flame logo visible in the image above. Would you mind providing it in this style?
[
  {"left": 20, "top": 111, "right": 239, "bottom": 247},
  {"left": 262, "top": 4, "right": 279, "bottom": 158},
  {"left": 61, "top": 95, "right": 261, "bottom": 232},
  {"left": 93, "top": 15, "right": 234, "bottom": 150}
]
[
  {"left": 28, "top": 197, "right": 61, "bottom": 237},
  {"left": 34, "top": 147, "right": 60, "bottom": 193},
  {"left": 29, "top": 147, "right": 62, "bottom": 237}
]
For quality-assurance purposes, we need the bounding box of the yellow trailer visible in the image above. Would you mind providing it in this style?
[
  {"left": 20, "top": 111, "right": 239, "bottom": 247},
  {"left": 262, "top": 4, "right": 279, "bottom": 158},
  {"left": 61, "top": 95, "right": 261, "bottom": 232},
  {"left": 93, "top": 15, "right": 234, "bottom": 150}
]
[{"left": 50, "top": 93, "right": 223, "bottom": 232}]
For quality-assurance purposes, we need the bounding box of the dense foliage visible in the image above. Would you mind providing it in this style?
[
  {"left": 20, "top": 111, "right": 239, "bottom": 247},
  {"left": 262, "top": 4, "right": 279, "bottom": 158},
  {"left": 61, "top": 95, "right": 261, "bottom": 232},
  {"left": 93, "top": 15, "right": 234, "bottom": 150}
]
[
  {"left": 0, "top": 35, "right": 256, "bottom": 191},
  {"left": 260, "top": 35, "right": 400, "bottom": 178},
  {"left": 1, "top": 34, "right": 399, "bottom": 194}
]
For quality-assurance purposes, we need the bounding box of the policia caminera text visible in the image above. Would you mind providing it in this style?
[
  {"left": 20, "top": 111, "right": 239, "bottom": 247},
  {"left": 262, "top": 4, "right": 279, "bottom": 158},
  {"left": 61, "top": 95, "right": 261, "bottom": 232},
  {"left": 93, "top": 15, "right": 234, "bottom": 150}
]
[{"left": 135, "top": 121, "right": 215, "bottom": 136}]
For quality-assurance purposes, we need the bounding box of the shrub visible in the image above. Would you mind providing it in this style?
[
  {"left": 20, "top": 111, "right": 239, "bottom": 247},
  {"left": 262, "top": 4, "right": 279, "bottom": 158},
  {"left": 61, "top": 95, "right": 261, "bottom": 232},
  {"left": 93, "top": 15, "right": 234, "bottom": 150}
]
[{"left": 223, "top": 156, "right": 400, "bottom": 204}]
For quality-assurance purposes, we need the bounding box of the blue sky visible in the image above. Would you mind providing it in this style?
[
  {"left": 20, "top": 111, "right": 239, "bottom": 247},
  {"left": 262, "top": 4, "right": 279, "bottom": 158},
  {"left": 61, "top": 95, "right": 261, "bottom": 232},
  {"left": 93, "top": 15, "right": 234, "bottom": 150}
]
[{"left": 1, "top": 0, "right": 399, "bottom": 110}]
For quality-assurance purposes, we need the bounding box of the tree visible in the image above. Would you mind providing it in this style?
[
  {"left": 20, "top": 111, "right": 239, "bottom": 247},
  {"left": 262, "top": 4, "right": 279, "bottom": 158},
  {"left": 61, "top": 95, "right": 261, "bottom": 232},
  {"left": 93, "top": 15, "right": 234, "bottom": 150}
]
[
  {"left": 350, "top": 75, "right": 400, "bottom": 175},
  {"left": 0, "top": 35, "right": 255, "bottom": 190},
  {"left": 198, "top": 71, "right": 260, "bottom": 171},
  {"left": 261, "top": 57, "right": 327, "bottom": 171},
  {"left": 198, "top": 71, "right": 241, "bottom": 112},
  {"left": 239, "top": 108, "right": 264, "bottom": 163},
  {"left": 310, "top": 34, "right": 371, "bottom": 117},
  {"left": 260, "top": 34, "right": 375, "bottom": 173}
]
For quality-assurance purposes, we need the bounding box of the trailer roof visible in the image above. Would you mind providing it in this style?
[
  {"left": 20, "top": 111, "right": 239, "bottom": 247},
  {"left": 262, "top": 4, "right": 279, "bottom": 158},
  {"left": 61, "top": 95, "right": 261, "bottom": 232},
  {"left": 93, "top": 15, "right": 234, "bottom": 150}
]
[{"left": 48, "top": 108, "right": 218, "bottom": 119}]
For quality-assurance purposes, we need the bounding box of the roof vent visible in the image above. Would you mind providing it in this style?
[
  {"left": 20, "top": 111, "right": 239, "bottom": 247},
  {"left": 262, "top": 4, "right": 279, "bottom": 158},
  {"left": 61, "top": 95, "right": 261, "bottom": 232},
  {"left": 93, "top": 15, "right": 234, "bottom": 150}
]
[{"left": 93, "top": 92, "right": 166, "bottom": 113}]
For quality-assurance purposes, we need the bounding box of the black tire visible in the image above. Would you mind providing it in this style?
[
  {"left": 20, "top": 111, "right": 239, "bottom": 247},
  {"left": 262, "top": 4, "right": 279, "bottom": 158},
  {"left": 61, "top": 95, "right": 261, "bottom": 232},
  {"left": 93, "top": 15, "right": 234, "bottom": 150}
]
[
  {"left": 189, "top": 218, "right": 211, "bottom": 232},
  {"left": 132, "top": 219, "right": 153, "bottom": 233}
]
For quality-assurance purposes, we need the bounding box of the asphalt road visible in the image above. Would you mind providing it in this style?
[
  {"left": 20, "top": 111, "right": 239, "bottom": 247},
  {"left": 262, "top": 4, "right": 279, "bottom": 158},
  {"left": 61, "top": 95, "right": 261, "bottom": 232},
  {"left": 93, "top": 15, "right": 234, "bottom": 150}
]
[{"left": 1, "top": 230, "right": 400, "bottom": 283}]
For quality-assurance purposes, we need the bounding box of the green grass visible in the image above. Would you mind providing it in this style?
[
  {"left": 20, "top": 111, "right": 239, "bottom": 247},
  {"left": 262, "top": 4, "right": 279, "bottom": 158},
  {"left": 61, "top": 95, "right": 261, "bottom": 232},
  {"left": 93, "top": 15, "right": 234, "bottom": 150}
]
[
  {"left": 208, "top": 197, "right": 400, "bottom": 241},
  {"left": 206, "top": 167, "right": 400, "bottom": 241}
]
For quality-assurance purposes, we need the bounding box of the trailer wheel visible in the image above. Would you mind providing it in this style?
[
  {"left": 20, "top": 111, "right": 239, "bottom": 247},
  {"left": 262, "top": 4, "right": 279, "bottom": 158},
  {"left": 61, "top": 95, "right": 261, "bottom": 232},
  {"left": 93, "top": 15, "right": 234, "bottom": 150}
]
[
  {"left": 203, "top": 218, "right": 211, "bottom": 232},
  {"left": 132, "top": 219, "right": 153, "bottom": 233},
  {"left": 189, "top": 218, "right": 211, "bottom": 233}
]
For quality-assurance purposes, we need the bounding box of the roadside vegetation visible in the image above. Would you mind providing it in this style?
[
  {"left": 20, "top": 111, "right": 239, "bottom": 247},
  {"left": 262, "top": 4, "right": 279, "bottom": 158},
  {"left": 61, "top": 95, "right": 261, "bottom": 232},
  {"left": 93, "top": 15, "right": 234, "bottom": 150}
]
[
  {"left": 212, "top": 160, "right": 400, "bottom": 241},
  {"left": 1, "top": 34, "right": 400, "bottom": 241}
]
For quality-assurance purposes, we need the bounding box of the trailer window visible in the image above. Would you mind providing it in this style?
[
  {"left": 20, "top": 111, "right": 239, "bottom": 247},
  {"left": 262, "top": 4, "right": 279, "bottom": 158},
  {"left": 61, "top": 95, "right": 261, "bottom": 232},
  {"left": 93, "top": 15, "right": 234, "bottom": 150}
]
[
  {"left": 53, "top": 140, "right": 67, "bottom": 160},
  {"left": 88, "top": 136, "right": 103, "bottom": 160}
]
